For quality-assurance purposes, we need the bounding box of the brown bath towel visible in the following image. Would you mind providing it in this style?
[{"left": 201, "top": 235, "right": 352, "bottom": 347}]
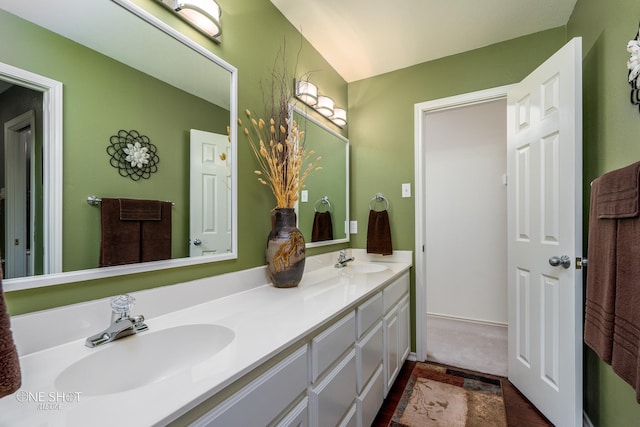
[
  {"left": 140, "top": 201, "right": 172, "bottom": 262},
  {"left": 367, "top": 209, "right": 393, "bottom": 255},
  {"left": 100, "top": 198, "right": 172, "bottom": 267},
  {"left": 584, "top": 161, "right": 640, "bottom": 402},
  {"left": 596, "top": 161, "right": 640, "bottom": 219},
  {"left": 584, "top": 178, "right": 617, "bottom": 363},
  {"left": 100, "top": 198, "right": 140, "bottom": 266},
  {"left": 311, "top": 211, "right": 333, "bottom": 242},
  {"left": 0, "top": 266, "right": 21, "bottom": 399},
  {"left": 612, "top": 216, "right": 640, "bottom": 402}
]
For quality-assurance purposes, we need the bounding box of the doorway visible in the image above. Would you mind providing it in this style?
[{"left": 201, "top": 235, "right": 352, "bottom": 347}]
[
  {"left": 414, "top": 86, "right": 511, "bottom": 368},
  {"left": 422, "top": 97, "right": 508, "bottom": 376}
]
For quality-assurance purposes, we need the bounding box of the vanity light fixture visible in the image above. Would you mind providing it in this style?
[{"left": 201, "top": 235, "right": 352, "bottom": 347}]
[
  {"left": 295, "top": 80, "right": 318, "bottom": 106},
  {"left": 330, "top": 108, "right": 347, "bottom": 127},
  {"left": 294, "top": 79, "right": 347, "bottom": 127},
  {"left": 157, "top": 0, "right": 222, "bottom": 41},
  {"left": 315, "top": 95, "right": 335, "bottom": 117}
]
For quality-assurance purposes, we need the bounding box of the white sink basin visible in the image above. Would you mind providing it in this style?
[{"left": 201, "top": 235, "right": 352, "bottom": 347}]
[
  {"left": 347, "top": 263, "right": 388, "bottom": 273},
  {"left": 55, "top": 324, "right": 234, "bottom": 396}
]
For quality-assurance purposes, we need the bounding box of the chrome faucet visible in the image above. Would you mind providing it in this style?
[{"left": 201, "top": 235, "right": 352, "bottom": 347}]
[
  {"left": 85, "top": 294, "right": 148, "bottom": 348},
  {"left": 335, "top": 250, "right": 355, "bottom": 268}
]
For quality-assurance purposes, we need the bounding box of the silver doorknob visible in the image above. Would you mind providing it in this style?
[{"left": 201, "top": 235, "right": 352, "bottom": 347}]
[
  {"left": 193, "top": 239, "right": 202, "bottom": 246},
  {"left": 549, "top": 255, "right": 571, "bottom": 269}
]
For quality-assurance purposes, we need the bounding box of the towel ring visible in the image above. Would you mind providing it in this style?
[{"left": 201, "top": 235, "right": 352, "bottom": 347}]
[
  {"left": 369, "top": 193, "right": 389, "bottom": 211},
  {"left": 314, "top": 196, "right": 332, "bottom": 212}
]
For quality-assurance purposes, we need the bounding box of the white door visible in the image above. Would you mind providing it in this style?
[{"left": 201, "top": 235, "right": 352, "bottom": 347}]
[
  {"left": 189, "top": 129, "right": 231, "bottom": 257},
  {"left": 507, "top": 37, "right": 583, "bottom": 426},
  {"left": 4, "top": 111, "right": 35, "bottom": 278}
]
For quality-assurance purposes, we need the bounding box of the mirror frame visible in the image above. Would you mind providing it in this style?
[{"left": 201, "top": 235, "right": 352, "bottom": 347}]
[
  {"left": 291, "top": 105, "right": 350, "bottom": 248},
  {"left": 3, "top": 0, "right": 238, "bottom": 291}
]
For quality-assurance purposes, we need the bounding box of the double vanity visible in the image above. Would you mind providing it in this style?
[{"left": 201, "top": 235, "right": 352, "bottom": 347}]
[{"left": 1, "top": 250, "right": 412, "bottom": 426}]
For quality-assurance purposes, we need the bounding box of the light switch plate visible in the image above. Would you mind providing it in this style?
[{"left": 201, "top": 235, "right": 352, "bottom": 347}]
[
  {"left": 349, "top": 220, "right": 358, "bottom": 234},
  {"left": 402, "top": 183, "right": 411, "bottom": 198},
  {"left": 301, "top": 190, "right": 308, "bottom": 202}
]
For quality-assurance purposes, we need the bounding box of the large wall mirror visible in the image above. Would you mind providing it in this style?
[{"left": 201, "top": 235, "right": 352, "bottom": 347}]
[
  {"left": 292, "top": 106, "right": 349, "bottom": 248},
  {"left": 0, "top": 0, "right": 238, "bottom": 291}
]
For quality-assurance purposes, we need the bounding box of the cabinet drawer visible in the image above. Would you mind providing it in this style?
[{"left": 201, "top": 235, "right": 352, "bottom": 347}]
[
  {"left": 310, "top": 349, "right": 357, "bottom": 427},
  {"left": 356, "top": 321, "right": 383, "bottom": 394},
  {"left": 357, "top": 365, "right": 384, "bottom": 427},
  {"left": 272, "top": 397, "right": 308, "bottom": 427},
  {"left": 356, "top": 292, "right": 382, "bottom": 338},
  {"left": 383, "top": 272, "right": 409, "bottom": 313},
  {"left": 194, "top": 345, "right": 308, "bottom": 427},
  {"left": 311, "top": 311, "right": 356, "bottom": 382}
]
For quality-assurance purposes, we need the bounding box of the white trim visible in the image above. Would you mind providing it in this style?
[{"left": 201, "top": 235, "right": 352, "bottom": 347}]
[
  {"left": 413, "top": 85, "right": 515, "bottom": 361},
  {"left": 0, "top": 62, "right": 63, "bottom": 278}
]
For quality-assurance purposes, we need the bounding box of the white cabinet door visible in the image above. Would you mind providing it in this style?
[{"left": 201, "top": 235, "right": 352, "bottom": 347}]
[
  {"left": 356, "top": 321, "right": 383, "bottom": 394},
  {"left": 383, "top": 305, "right": 400, "bottom": 396},
  {"left": 398, "top": 295, "right": 410, "bottom": 363}
]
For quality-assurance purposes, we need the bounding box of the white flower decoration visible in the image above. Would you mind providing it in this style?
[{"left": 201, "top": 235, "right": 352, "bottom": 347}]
[
  {"left": 628, "top": 28, "right": 640, "bottom": 88},
  {"left": 123, "top": 141, "right": 150, "bottom": 168}
]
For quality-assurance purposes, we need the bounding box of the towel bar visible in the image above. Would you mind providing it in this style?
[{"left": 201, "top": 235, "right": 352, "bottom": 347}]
[
  {"left": 369, "top": 193, "right": 389, "bottom": 211},
  {"left": 314, "top": 196, "right": 331, "bottom": 212},
  {"left": 87, "top": 195, "right": 175, "bottom": 206}
]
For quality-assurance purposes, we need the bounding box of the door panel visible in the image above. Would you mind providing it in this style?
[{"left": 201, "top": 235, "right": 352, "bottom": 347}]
[{"left": 507, "top": 37, "right": 583, "bottom": 426}]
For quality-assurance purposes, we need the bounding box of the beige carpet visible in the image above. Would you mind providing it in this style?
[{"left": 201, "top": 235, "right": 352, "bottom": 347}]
[{"left": 390, "top": 362, "right": 507, "bottom": 427}]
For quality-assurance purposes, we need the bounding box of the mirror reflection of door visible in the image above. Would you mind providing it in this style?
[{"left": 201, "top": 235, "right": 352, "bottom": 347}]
[
  {"left": 189, "top": 130, "right": 231, "bottom": 257},
  {"left": 3, "top": 110, "right": 36, "bottom": 278}
]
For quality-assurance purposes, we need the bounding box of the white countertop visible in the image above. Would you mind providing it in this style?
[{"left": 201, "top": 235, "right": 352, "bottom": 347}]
[{"left": 0, "top": 250, "right": 411, "bottom": 426}]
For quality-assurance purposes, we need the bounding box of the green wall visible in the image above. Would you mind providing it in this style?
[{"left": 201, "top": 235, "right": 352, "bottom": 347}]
[
  {"left": 568, "top": 0, "right": 640, "bottom": 424},
  {"left": 4, "top": 0, "right": 348, "bottom": 314}
]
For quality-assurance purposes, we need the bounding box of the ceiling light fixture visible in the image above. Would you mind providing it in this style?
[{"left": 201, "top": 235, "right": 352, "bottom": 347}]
[{"left": 157, "top": 0, "right": 222, "bottom": 42}]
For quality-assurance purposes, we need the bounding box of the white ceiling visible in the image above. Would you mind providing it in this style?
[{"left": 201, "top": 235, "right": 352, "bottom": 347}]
[{"left": 270, "top": 0, "right": 578, "bottom": 82}]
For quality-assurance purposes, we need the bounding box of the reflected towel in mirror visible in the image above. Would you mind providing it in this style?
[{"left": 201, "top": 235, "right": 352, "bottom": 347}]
[{"left": 100, "top": 198, "right": 172, "bottom": 267}]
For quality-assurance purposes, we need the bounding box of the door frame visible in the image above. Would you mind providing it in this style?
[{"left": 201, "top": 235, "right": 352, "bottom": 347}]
[
  {"left": 413, "top": 84, "right": 515, "bottom": 361},
  {"left": 0, "top": 61, "right": 63, "bottom": 276}
]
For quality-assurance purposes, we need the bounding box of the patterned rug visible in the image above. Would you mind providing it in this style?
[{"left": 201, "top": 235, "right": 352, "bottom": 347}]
[{"left": 390, "top": 362, "right": 507, "bottom": 427}]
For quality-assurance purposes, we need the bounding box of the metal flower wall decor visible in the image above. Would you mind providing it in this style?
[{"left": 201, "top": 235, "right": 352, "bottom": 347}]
[
  {"left": 107, "top": 130, "right": 159, "bottom": 180},
  {"left": 627, "top": 23, "right": 640, "bottom": 110}
]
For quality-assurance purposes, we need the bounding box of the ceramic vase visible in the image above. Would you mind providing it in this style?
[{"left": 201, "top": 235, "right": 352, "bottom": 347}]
[{"left": 266, "top": 208, "right": 306, "bottom": 288}]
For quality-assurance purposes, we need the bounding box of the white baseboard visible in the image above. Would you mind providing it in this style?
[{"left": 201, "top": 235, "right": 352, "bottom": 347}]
[{"left": 427, "top": 312, "right": 508, "bottom": 328}]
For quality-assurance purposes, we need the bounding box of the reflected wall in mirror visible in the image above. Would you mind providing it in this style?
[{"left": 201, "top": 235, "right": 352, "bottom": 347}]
[
  {"left": 292, "top": 106, "right": 349, "bottom": 247},
  {"left": 0, "top": 0, "right": 238, "bottom": 290}
]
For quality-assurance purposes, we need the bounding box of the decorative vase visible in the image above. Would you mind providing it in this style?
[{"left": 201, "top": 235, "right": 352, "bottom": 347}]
[{"left": 266, "top": 208, "right": 306, "bottom": 288}]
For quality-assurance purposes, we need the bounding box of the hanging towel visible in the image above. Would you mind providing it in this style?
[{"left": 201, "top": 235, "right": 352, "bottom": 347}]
[
  {"left": 612, "top": 215, "right": 640, "bottom": 402},
  {"left": 100, "top": 198, "right": 141, "bottom": 267},
  {"left": 119, "top": 198, "right": 162, "bottom": 221},
  {"left": 584, "top": 160, "right": 640, "bottom": 402},
  {"left": 366, "top": 209, "right": 393, "bottom": 255},
  {"left": 584, "top": 178, "right": 618, "bottom": 363},
  {"left": 140, "top": 201, "right": 172, "bottom": 262},
  {"left": 311, "top": 211, "right": 333, "bottom": 242},
  {"left": 100, "top": 198, "right": 172, "bottom": 267},
  {"left": 0, "top": 265, "right": 21, "bottom": 399},
  {"left": 596, "top": 161, "right": 640, "bottom": 219}
]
